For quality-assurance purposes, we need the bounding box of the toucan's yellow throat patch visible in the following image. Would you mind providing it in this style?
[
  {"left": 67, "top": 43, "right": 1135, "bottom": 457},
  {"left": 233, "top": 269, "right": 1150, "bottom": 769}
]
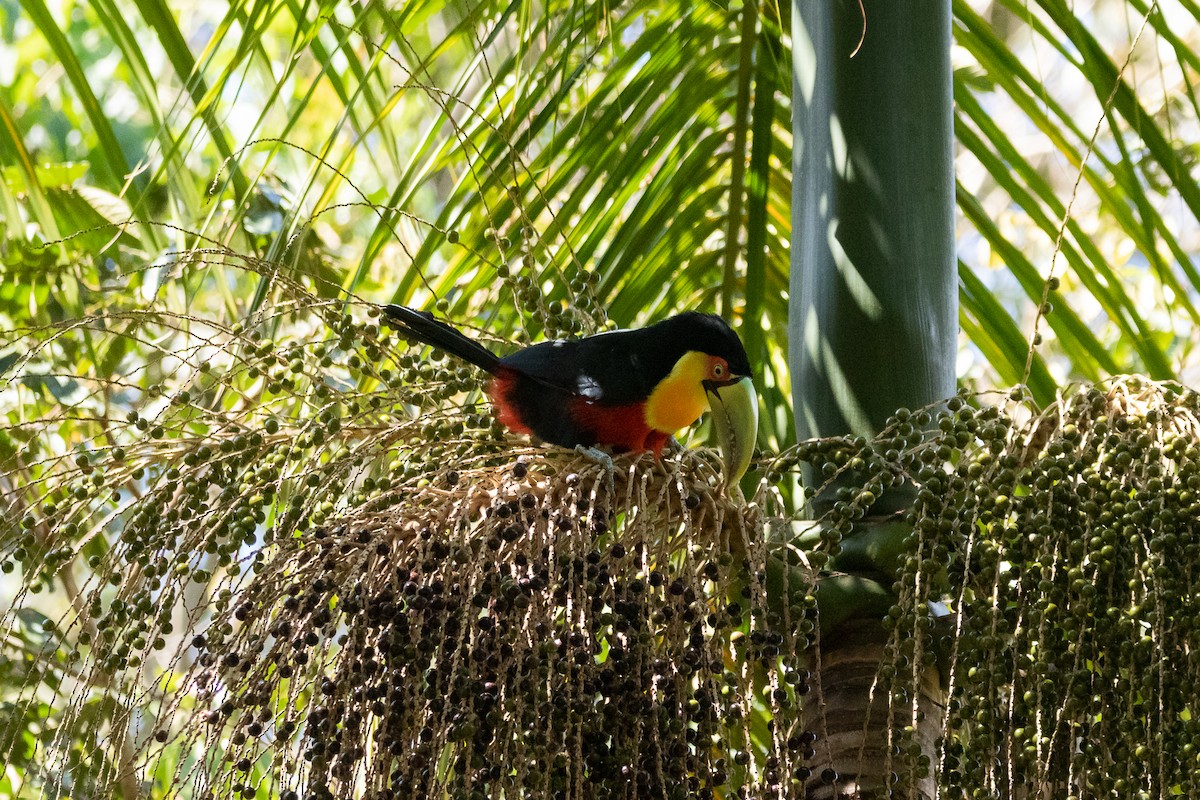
[{"left": 644, "top": 351, "right": 713, "bottom": 434}]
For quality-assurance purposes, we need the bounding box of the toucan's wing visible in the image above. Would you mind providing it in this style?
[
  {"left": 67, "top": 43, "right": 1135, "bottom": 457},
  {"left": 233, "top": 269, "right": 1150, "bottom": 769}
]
[{"left": 499, "top": 331, "right": 663, "bottom": 404}]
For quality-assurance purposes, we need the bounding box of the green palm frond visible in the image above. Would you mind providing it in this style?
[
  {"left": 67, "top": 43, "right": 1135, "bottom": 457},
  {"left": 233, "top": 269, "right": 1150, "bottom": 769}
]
[{"left": 5, "top": 0, "right": 1194, "bottom": 416}]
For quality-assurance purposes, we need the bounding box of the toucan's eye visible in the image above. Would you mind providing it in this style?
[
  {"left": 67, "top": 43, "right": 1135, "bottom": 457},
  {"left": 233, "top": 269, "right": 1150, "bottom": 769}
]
[{"left": 711, "top": 359, "right": 727, "bottom": 380}]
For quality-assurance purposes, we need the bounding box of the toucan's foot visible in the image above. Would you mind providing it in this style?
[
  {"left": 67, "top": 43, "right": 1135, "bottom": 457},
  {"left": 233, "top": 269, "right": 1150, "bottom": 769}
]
[
  {"left": 574, "top": 444, "right": 615, "bottom": 473},
  {"left": 663, "top": 436, "right": 685, "bottom": 455}
]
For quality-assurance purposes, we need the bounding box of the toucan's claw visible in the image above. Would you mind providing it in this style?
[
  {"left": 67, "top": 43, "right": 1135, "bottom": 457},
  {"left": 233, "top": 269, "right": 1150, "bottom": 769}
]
[
  {"left": 705, "top": 376, "right": 758, "bottom": 489},
  {"left": 575, "top": 444, "right": 615, "bottom": 473}
]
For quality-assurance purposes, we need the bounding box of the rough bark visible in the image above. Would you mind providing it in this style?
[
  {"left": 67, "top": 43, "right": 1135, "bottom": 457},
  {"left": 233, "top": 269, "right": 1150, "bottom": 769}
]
[{"left": 805, "top": 619, "right": 945, "bottom": 800}]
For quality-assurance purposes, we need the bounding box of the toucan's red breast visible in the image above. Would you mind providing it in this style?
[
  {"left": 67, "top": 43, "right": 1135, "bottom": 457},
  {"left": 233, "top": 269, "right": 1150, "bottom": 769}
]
[{"left": 564, "top": 396, "right": 670, "bottom": 455}]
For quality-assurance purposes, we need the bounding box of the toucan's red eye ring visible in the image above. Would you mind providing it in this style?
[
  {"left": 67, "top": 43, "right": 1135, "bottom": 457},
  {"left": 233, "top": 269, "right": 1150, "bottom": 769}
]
[{"left": 711, "top": 359, "right": 728, "bottom": 380}]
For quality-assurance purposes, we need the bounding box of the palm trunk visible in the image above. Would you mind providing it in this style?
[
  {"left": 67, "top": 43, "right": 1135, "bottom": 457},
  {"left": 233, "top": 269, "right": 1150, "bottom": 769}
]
[
  {"left": 803, "top": 620, "right": 945, "bottom": 800},
  {"left": 788, "top": 0, "right": 957, "bottom": 796}
]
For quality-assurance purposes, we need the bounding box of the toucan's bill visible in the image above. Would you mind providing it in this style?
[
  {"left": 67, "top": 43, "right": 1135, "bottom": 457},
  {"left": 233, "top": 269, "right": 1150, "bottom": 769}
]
[{"left": 705, "top": 376, "right": 758, "bottom": 487}]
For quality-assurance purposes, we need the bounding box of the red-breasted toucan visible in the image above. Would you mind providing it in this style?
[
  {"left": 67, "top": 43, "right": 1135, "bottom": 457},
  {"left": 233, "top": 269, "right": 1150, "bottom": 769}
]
[{"left": 384, "top": 305, "right": 758, "bottom": 482}]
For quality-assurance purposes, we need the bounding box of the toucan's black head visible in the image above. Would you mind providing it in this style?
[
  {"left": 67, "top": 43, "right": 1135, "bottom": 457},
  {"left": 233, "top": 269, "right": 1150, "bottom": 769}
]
[{"left": 661, "top": 311, "right": 753, "bottom": 379}]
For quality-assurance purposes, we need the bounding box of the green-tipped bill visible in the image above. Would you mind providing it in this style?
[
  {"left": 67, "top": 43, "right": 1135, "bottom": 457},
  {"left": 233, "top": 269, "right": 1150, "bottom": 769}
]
[{"left": 704, "top": 375, "right": 759, "bottom": 488}]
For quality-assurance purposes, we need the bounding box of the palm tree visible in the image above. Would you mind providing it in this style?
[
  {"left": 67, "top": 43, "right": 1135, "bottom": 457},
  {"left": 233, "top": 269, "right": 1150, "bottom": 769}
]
[
  {"left": 1, "top": 1, "right": 1197, "bottom": 798},
  {"left": 783, "top": 3, "right": 1200, "bottom": 798}
]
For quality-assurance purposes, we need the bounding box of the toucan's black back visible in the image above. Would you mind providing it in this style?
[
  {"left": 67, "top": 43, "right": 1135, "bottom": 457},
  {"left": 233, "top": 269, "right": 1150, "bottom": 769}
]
[
  {"left": 497, "top": 312, "right": 750, "bottom": 404},
  {"left": 385, "top": 306, "right": 749, "bottom": 401}
]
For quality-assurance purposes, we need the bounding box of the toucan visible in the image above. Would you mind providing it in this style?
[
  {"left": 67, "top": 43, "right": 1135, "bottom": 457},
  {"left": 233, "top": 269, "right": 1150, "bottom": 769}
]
[{"left": 383, "top": 305, "right": 759, "bottom": 483}]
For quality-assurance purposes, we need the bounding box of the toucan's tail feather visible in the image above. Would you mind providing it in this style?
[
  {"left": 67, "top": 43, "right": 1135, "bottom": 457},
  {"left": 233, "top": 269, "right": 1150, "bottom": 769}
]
[{"left": 383, "top": 304, "right": 501, "bottom": 373}]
